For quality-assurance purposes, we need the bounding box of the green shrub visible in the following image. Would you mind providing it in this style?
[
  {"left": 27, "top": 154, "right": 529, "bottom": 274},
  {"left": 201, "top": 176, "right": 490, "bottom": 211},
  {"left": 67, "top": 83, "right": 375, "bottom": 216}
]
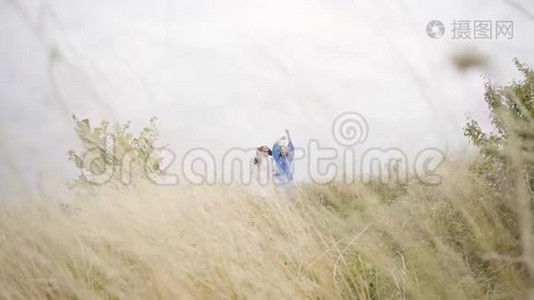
[
  {"left": 463, "top": 58, "right": 534, "bottom": 193},
  {"left": 67, "top": 115, "right": 162, "bottom": 190}
]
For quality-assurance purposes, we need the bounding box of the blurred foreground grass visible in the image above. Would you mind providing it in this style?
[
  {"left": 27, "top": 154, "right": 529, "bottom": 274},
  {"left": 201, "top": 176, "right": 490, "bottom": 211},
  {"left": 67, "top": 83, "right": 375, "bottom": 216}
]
[{"left": 0, "top": 163, "right": 528, "bottom": 299}]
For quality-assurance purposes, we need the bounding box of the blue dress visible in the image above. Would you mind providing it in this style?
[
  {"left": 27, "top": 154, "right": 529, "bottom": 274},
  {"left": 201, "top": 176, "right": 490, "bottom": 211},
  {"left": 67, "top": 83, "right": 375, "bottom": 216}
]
[{"left": 272, "top": 141, "right": 294, "bottom": 185}]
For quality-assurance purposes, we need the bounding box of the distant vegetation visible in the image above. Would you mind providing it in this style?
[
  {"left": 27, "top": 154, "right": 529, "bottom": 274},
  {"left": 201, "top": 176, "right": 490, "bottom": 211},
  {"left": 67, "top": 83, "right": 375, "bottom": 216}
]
[{"left": 67, "top": 115, "right": 162, "bottom": 190}]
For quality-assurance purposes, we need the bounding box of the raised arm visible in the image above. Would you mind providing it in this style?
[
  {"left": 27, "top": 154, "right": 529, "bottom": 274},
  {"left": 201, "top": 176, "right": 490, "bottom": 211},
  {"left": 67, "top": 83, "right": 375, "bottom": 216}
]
[
  {"left": 286, "top": 129, "right": 295, "bottom": 161},
  {"left": 285, "top": 129, "right": 292, "bottom": 143}
]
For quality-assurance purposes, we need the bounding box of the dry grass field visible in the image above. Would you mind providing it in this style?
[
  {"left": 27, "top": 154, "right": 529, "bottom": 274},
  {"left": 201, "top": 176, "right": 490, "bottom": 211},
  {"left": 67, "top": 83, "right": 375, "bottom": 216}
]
[{"left": 0, "top": 160, "right": 529, "bottom": 299}]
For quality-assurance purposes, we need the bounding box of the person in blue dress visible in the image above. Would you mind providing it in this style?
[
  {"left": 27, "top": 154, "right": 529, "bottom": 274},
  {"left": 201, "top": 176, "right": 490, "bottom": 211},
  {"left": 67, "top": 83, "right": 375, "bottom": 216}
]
[{"left": 272, "top": 129, "right": 295, "bottom": 199}]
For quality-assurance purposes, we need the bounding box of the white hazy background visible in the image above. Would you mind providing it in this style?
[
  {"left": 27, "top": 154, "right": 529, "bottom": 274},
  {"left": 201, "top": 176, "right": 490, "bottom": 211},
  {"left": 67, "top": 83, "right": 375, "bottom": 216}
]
[{"left": 1, "top": 0, "right": 533, "bottom": 198}]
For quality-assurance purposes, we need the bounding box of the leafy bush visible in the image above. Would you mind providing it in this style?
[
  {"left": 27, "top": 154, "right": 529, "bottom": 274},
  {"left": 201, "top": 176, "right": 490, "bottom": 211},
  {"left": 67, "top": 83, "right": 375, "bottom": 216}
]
[
  {"left": 463, "top": 58, "right": 534, "bottom": 298},
  {"left": 464, "top": 58, "right": 534, "bottom": 194},
  {"left": 67, "top": 115, "right": 162, "bottom": 190}
]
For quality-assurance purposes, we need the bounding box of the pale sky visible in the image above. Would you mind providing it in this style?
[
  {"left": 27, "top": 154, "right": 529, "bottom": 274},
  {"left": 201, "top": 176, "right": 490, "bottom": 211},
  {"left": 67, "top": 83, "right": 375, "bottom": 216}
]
[{"left": 1, "top": 0, "right": 533, "bottom": 197}]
